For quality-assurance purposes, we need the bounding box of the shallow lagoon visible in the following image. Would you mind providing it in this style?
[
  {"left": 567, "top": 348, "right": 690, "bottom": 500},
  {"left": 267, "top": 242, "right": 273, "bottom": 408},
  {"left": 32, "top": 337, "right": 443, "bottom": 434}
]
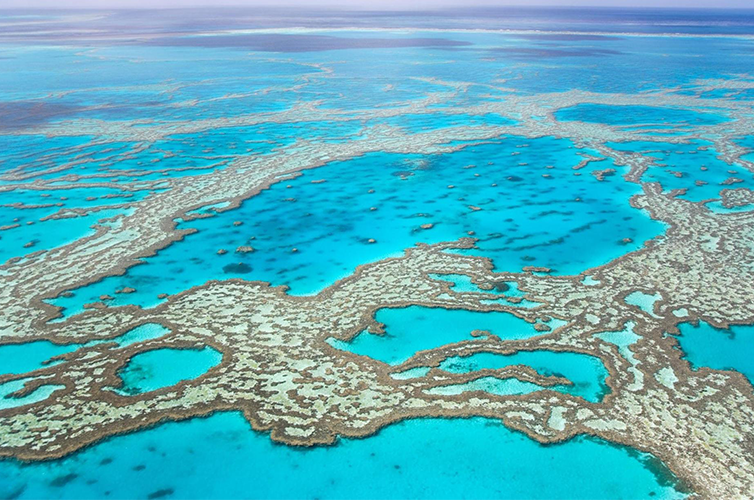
[
  {"left": 0, "top": 208, "right": 125, "bottom": 264},
  {"left": 0, "top": 323, "right": 171, "bottom": 378},
  {"left": 113, "top": 346, "right": 223, "bottom": 395},
  {"left": 438, "top": 351, "right": 610, "bottom": 402},
  {"left": 0, "top": 341, "right": 78, "bottom": 377},
  {"left": 328, "top": 305, "right": 552, "bottom": 365},
  {"left": 51, "top": 137, "right": 663, "bottom": 317},
  {"left": 676, "top": 321, "right": 754, "bottom": 385},
  {"left": 329, "top": 306, "right": 606, "bottom": 401},
  {"left": 606, "top": 140, "right": 754, "bottom": 202},
  {"left": 0, "top": 412, "right": 686, "bottom": 499},
  {"left": 0, "top": 379, "right": 65, "bottom": 411}
]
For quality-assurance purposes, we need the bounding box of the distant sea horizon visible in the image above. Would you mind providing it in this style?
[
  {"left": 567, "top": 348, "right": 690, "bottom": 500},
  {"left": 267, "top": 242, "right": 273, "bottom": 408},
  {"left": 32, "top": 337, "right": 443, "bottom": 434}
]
[{"left": 2, "top": 6, "right": 754, "bottom": 37}]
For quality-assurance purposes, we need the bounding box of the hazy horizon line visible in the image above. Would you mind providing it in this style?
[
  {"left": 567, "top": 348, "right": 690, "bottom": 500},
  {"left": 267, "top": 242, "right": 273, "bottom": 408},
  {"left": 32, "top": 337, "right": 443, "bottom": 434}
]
[{"left": 3, "top": 3, "right": 754, "bottom": 12}]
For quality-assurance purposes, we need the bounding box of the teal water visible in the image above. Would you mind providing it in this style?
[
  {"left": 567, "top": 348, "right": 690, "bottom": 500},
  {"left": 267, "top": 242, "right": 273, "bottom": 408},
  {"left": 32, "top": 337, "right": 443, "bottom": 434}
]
[
  {"left": 429, "top": 273, "right": 541, "bottom": 308},
  {"left": 675, "top": 321, "right": 754, "bottom": 385},
  {"left": 50, "top": 138, "right": 663, "bottom": 317},
  {"left": 625, "top": 291, "right": 662, "bottom": 317},
  {"left": 438, "top": 351, "right": 610, "bottom": 402},
  {"left": 0, "top": 412, "right": 686, "bottom": 499},
  {"left": 0, "top": 323, "right": 170, "bottom": 377},
  {"left": 378, "top": 112, "right": 517, "bottom": 134},
  {"left": 0, "top": 208, "right": 125, "bottom": 264},
  {"left": 0, "top": 341, "right": 78, "bottom": 376},
  {"left": 704, "top": 201, "right": 754, "bottom": 214},
  {"left": 327, "top": 305, "right": 553, "bottom": 365},
  {"left": 607, "top": 140, "right": 754, "bottom": 202},
  {"left": 426, "top": 377, "right": 550, "bottom": 397},
  {"left": 93, "top": 323, "right": 171, "bottom": 349},
  {"left": 0, "top": 378, "right": 65, "bottom": 411},
  {"left": 113, "top": 347, "right": 222, "bottom": 395},
  {"left": 596, "top": 323, "right": 641, "bottom": 364},
  {"left": 429, "top": 273, "right": 524, "bottom": 295},
  {"left": 596, "top": 323, "right": 643, "bottom": 391},
  {"left": 556, "top": 104, "right": 730, "bottom": 131}
]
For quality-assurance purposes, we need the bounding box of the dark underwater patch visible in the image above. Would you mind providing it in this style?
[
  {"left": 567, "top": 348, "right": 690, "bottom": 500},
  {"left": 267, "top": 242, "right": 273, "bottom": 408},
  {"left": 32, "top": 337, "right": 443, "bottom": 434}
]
[
  {"left": 0, "top": 101, "right": 83, "bottom": 131},
  {"left": 223, "top": 262, "right": 252, "bottom": 274},
  {"left": 147, "top": 488, "right": 175, "bottom": 500},
  {"left": 49, "top": 473, "right": 78, "bottom": 488}
]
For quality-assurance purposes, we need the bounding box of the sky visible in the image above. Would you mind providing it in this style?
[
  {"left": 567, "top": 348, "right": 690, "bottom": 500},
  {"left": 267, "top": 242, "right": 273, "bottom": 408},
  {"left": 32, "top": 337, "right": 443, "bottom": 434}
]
[{"left": 2, "top": 0, "right": 753, "bottom": 9}]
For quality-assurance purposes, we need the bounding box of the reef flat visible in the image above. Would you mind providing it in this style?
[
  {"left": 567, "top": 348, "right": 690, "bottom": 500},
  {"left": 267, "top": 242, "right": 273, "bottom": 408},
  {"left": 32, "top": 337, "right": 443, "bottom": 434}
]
[{"left": 2, "top": 7, "right": 754, "bottom": 499}]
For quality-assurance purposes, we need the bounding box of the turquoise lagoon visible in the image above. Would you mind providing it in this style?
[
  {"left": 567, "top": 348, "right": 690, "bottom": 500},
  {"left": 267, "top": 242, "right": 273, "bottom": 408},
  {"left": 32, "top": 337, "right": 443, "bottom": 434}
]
[
  {"left": 437, "top": 351, "right": 609, "bottom": 402},
  {"left": 50, "top": 137, "right": 663, "bottom": 316},
  {"left": 329, "top": 305, "right": 606, "bottom": 402},
  {"left": 0, "top": 341, "right": 79, "bottom": 377},
  {"left": 0, "top": 379, "right": 65, "bottom": 411},
  {"left": 606, "top": 140, "right": 754, "bottom": 202},
  {"left": 112, "top": 346, "right": 223, "bottom": 395},
  {"left": 675, "top": 321, "right": 754, "bottom": 385},
  {"left": 0, "top": 323, "right": 171, "bottom": 377},
  {"left": 556, "top": 104, "right": 730, "bottom": 131},
  {"left": 327, "top": 305, "right": 557, "bottom": 365},
  {"left": 0, "top": 207, "right": 125, "bottom": 264}
]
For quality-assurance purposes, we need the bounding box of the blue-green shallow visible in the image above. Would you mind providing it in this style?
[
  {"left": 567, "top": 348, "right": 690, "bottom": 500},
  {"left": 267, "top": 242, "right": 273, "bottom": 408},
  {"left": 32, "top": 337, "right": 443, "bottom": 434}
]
[
  {"left": 556, "top": 104, "right": 730, "bottom": 129},
  {"left": 114, "top": 347, "right": 223, "bottom": 395},
  {"left": 0, "top": 324, "right": 171, "bottom": 377},
  {"left": 438, "top": 351, "right": 610, "bottom": 402},
  {"left": 0, "top": 342, "right": 78, "bottom": 377},
  {"left": 675, "top": 321, "right": 754, "bottom": 385},
  {"left": 50, "top": 138, "right": 663, "bottom": 317},
  {"left": 327, "top": 305, "right": 554, "bottom": 365},
  {"left": 0, "top": 413, "right": 687, "bottom": 500}
]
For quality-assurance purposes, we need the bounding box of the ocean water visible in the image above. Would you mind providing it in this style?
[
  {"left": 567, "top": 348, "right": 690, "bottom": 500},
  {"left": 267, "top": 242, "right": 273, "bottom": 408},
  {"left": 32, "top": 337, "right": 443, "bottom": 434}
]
[
  {"left": 607, "top": 140, "right": 754, "bottom": 202},
  {"left": 0, "top": 207, "right": 125, "bottom": 264},
  {"left": 0, "top": 413, "right": 686, "bottom": 500},
  {"left": 0, "top": 341, "right": 79, "bottom": 377},
  {"left": 329, "top": 306, "right": 606, "bottom": 401},
  {"left": 0, "top": 379, "right": 65, "bottom": 411},
  {"left": 2, "top": 5, "right": 752, "bottom": 498},
  {"left": 50, "top": 139, "right": 662, "bottom": 316},
  {"left": 429, "top": 273, "right": 542, "bottom": 307},
  {"left": 625, "top": 291, "right": 662, "bottom": 317},
  {"left": 556, "top": 104, "right": 730, "bottom": 129}
]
